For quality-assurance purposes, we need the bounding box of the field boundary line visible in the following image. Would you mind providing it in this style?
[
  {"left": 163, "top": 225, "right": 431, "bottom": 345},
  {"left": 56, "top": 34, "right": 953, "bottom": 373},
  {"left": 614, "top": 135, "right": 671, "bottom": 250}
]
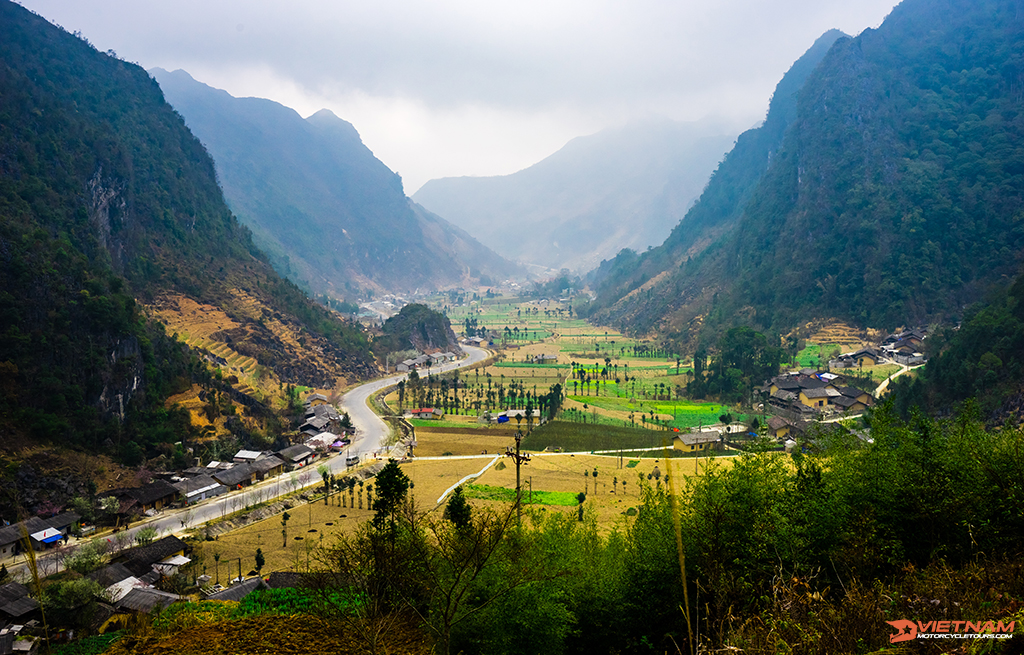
[{"left": 436, "top": 455, "right": 500, "bottom": 505}]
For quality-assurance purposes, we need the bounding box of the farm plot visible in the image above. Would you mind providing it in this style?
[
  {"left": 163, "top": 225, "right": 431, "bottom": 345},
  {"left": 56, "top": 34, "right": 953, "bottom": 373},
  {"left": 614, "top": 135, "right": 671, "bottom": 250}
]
[
  {"left": 204, "top": 457, "right": 495, "bottom": 575},
  {"left": 471, "top": 452, "right": 733, "bottom": 527}
]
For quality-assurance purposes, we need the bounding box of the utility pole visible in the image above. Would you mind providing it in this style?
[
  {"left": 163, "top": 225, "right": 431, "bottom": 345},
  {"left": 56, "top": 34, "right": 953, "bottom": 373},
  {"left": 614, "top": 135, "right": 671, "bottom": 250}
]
[{"left": 505, "top": 430, "right": 531, "bottom": 524}]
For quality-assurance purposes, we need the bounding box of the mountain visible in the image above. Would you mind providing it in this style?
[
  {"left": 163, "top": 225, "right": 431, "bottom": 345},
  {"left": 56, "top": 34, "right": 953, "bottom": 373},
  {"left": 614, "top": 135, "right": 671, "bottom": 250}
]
[
  {"left": 375, "top": 304, "right": 463, "bottom": 356},
  {"left": 888, "top": 272, "right": 1024, "bottom": 420},
  {"left": 586, "top": 29, "right": 846, "bottom": 335},
  {"left": 0, "top": 1, "right": 374, "bottom": 461},
  {"left": 412, "top": 118, "right": 738, "bottom": 273},
  {"left": 151, "top": 69, "right": 521, "bottom": 295},
  {"left": 591, "top": 0, "right": 1024, "bottom": 348}
]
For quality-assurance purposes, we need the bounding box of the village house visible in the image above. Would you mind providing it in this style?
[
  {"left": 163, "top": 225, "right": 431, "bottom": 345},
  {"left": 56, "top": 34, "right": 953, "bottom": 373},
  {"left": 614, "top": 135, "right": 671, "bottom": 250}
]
[
  {"left": 249, "top": 455, "right": 285, "bottom": 481},
  {"left": 115, "top": 535, "right": 190, "bottom": 578},
  {"left": 212, "top": 463, "right": 256, "bottom": 490},
  {"left": 206, "top": 577, "right": 267, "bottom": 602},
  {"left": 232, "top": 449, "right": 264, "bottom": 464},
  {"left": 172, "top": 474, "right": 227, "bottom": 505},
  {"left": 0, "top": 582, "right": 39, "bottom": 625},
  {"left": 277, "top": 444, "right": 316, "bottom": 470},
  {"left": 115, "top": 587, "right": 183, "bottom": 614},
  {"left": 0, "top": 517, "right": 48, "bottom": 558},
  {"left": 407, "top": 407, "right": 444, "bottom": 420},
  {"left": 672, "top": 432, "right": 722, "bottom": 453},
  {"left": 799, "top": 386, "right": 842, "bottom": 409},
  {"left": 87, "top": 563, "right": 143, "bottom": 603},
  {"left": 131, "top": 480, "right": 180, "bottom": 513},
  {"left": 532, "top": 354, "right": 559, "bottom": 364},
  {"left": 305, "top": 393, "right": 329, "bottom": 407}
]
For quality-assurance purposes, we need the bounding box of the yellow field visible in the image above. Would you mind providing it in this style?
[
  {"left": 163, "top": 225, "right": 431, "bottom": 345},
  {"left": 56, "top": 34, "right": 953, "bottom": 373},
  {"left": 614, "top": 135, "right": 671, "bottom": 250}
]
[{"left": 202, "top": 455, "right": 493, "bottom": 575}]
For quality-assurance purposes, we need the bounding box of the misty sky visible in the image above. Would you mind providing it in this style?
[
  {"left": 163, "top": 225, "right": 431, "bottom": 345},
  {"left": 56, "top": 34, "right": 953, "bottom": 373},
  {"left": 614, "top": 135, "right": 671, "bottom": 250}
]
[{"left": 21, "top": 0, "right": 899, "bottom": 193}]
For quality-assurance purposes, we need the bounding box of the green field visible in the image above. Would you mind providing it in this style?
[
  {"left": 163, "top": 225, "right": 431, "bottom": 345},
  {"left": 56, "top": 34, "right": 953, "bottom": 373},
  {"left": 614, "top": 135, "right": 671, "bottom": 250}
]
[
  {"left": 492, "top": 361, "right": 569, "bottom": 369},
  {"left": 465, "top": 483, "right": 579, "bottom": 506},
  {"left": 408, "top": 418, "right": 488, "bottom": 428},
  {"left": 793, "top": 343, "right": 843, "bottom": 368}
]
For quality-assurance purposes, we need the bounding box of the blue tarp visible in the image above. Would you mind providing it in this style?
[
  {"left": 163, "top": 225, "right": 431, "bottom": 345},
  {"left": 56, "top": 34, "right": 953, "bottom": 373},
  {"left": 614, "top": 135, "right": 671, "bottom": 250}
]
[{"left": 497, "top": 415, "right": 509, "bottom": 423}]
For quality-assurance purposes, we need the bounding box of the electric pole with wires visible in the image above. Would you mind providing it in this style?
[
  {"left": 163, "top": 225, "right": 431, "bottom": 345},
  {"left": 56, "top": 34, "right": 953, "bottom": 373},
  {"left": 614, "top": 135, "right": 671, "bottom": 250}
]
[{"left": 505, "top": 430, "right": 531, "bottom": 524}]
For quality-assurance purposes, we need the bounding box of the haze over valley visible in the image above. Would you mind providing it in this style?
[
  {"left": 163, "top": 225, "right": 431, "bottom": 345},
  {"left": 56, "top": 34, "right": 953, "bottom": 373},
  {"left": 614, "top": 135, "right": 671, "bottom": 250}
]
[{"left": 4, "top": 1, "right": 1024, "bottom": 654}]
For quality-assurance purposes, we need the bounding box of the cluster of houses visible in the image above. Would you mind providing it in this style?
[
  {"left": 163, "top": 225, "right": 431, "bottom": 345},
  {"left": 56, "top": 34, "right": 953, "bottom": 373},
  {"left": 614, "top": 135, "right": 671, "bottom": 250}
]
[
  {"left": 96, "top": 444, "right": 322, "bottom": 518},
  {"left": 395, "top": 351, "right": 459, "bottom": 372},
  {"left": 0, "top": 512, "right": 81, "bottom": 562},
  {"left": 830, "top": 328, "right": 928, "bottom": 369},
  {"left": 0, "top": 534, "right": 311, "bottom": 652},
  {"left": 765, "top": 370, "right": 874, "bottom": 421}
]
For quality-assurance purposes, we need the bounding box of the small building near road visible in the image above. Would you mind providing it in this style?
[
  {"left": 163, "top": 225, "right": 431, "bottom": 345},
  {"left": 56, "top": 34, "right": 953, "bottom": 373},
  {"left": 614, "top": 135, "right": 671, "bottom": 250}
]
[
  {"left": 408, "top": 408, "right": 444, "bottom": 420},
  {"left": 173, "top": 474, "right": 227, "bottom": 505},
  {"left": 250, "top": 455, "right": 285, "bottom": 481},
  {"left": 672, "top": 432, "right": 722, "bottom": 453},
  {"left": 277, "top": 444, "right": 316, "bottom": 470},
  {"left": 212, "top": 464, "right": 256, "bottom": 490}
]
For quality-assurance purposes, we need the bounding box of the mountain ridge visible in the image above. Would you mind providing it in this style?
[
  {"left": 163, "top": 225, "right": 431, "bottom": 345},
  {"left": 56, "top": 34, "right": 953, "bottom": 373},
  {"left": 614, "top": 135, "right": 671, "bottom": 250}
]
[
  {"left": 590, "top": 0, "right": 1024, "bottom": 349},
  {"left": 413, "top": 116, "right": 739, "bottom": 273},
  {"left": 152, "top": 68, "right": 522, "bottom": 296},
  {"left": 0, "top": 1, "right": 375, "bottom": 462}
]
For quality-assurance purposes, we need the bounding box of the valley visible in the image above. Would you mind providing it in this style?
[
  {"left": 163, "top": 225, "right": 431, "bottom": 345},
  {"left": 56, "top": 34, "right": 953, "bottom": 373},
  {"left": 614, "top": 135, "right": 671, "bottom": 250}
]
[{"left": 2, "top": 0, "right": 1024, "bottom": 653}]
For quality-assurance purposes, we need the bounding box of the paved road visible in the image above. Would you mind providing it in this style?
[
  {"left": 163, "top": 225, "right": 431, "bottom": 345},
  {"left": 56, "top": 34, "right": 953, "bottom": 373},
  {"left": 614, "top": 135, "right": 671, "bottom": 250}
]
[
  {"left": 873, "top": 360, "right": 925, "bottom": 398},
  {"left": 339, "top": 345, "right": 491, "bottom": 461},
  {"left": 5, "top": 345, "right": 491, "bottom": 578}
]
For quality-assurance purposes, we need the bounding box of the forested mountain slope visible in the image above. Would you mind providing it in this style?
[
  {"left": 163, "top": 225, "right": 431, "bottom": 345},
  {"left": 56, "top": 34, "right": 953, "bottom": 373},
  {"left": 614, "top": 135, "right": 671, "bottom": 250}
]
[
  {"left": 586, "top": 30, "right": 846, "bottom": 331},
  {"left": 153, "top": 69, "right": 521, "bottom": 295},
  {"left": 591, "top": 0, "right": 1024, "bottom": 348},
  {"left": 413, "top": 118, "right": 737, "bottom": 273},
  {"left": 0, "top": 1, "right": 374, "bottom": 458}
]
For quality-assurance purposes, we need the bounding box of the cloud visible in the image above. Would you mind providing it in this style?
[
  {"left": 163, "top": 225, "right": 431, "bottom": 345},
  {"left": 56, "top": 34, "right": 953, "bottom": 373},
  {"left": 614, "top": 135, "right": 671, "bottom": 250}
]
[{"left": 21, "top": 0, "right": 900, "bottom": 191}]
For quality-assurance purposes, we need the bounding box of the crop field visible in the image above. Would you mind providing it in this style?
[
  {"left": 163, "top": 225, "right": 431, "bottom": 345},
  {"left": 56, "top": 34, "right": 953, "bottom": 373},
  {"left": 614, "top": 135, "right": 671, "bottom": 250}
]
[
  {"left": 411, "top": 426, "right": 520, "bottom": 457},
  {"left": 522, "top": 420, "right": 677, "bottom": 452},
  {"left": 203, "top": 456, "right": 491, "bottom": 575},
  {"left": 471, "top": 450, "right": 735, "bottom": 527}
]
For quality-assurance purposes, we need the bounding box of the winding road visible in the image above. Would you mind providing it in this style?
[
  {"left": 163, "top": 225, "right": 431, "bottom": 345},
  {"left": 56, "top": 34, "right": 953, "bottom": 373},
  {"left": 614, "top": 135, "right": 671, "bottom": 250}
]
[
  {"left": 5, "top": 345, "right": 491, "bottom": 577},
  {"left": 339, "top": 345, "right": 491, "bottom": 461}
]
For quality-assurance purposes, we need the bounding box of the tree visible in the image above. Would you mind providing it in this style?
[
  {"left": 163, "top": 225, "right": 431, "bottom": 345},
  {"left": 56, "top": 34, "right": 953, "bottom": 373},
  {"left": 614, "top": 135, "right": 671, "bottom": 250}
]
[
  {"left": 135, "top": 526, "right": 157, "bottom": 546},
  {"left": 319, "top": 464, "right": 331, "bottom": 505},
  {"left": 443, "top": 486, "right": 472, "bottom": 530},
  {"left": 281, "top": 511, "right": 291, "bottom": 548},
  {"left": 214, "top": 551, "right": 222, "bottom": 584},
  {"left": 255, "top": 548, "right": 265, "bottom": 573},
  {"left": 576, "top": 492, "right": 587, "bottom": 521},
  {"left": 373, "top": 460, "right": 410, "bottom": 531}
]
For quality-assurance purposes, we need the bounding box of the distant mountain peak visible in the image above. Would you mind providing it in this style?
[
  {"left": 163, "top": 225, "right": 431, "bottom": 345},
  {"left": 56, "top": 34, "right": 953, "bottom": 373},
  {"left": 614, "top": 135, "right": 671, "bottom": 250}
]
[{"left": 153, "top": 70, "right": 522, "bottom": 294}]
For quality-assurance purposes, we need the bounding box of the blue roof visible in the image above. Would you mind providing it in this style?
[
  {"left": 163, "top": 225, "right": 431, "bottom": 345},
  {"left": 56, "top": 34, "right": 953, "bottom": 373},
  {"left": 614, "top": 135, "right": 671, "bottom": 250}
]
[{"left": 41, "top": 534, "right": 63, "bottom": 543}]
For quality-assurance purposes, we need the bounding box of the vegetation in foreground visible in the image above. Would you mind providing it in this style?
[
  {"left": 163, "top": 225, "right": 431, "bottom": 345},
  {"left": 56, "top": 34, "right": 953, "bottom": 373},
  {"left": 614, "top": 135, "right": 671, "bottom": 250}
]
[{"left": 87, "top": 408, "right": 1024, "bottom": 655}]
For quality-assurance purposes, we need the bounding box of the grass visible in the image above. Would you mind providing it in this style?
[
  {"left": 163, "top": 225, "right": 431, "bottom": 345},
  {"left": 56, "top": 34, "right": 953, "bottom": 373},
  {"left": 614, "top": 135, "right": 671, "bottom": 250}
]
[
  {"left": 52, "top": 633, "right": 124, "bottom": 655},
  {"left": 565, "top": 393, "right": 735, "bottom": 429},
  {"left": 493, "top": 361, "right": 569, "bottom": 369},
  {"left": 464, "top": 484, "right": 579, "bottom": 506},
  {"left": 408, "top": 418, "right": 488, "bottom": 429}
]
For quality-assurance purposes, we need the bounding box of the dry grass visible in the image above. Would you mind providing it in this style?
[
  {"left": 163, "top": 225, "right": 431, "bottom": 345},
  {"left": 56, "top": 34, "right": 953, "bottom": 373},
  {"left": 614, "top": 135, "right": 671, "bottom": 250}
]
[
  {"left": 473, "top": 451, "right": 734, "bottom": 528},
  {"left": 203, "top": 457, "right": 494, "bottom": 575},
  {"left": 411, "top": 426, "right": 518, "bottom": 457}
]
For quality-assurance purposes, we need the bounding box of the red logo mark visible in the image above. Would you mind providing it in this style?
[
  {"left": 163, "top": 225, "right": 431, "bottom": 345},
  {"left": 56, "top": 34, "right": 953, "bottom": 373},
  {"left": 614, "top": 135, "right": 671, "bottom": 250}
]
[{"left": 887, "top": 620, "right": 918, "bottom": 643}]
